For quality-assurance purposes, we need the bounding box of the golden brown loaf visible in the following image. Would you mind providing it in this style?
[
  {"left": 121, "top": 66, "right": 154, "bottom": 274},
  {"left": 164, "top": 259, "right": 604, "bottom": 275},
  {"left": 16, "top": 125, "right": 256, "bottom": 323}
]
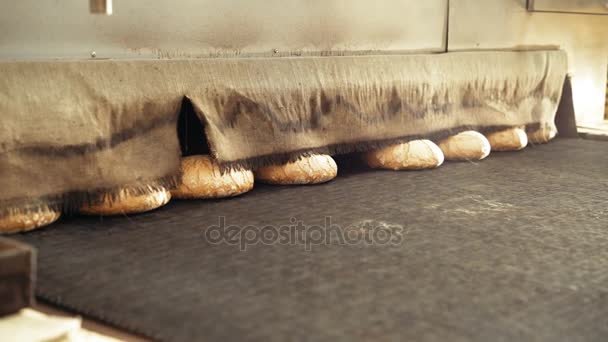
[
  {"left": 438, "top": 131, "right": 491, "bottom": 161},
  {"left": 527, "top": 126, "right": 558, "bottom": 144},
  {"left": 486, "top": 127, "right": 528, "bottom": 151},
  {"left": 255, "top": 155, "right": 337, "bottom": 185},
  {"left": 79, "top": 186, "right": 171, "bottom": 216},
  {"left": 172, "top": 155, "right": 254, "bottom": 199},
  {"left": 0, "top": 207, "right": 61, "bottom": 234},
  {"left": 363, "top": 140, "right": 444, "bottom": 170}
]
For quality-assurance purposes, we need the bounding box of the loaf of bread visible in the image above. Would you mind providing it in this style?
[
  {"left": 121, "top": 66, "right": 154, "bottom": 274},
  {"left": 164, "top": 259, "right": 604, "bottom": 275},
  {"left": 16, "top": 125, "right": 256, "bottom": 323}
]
[
  {"left": 528, "top": 126, "right": 558, "bottom": 144},
  {"left": 255, "top": 155, "right": 337, "bottom": 185},
  {"left": 486, "top": 127, "right": 528, "bottom": 151},
  {"left": 0, "top": 207, "right": 61, "bottom": 234},
  {"left": 172, "top": 155, "right": 254, "bottom": 199},
  {"left": 79, "top": 186, "right": 171, "bottom": 216},
  {"left": 438, "top": 131, "right": 491, "bottom": 161},
  {"left": 363, "top": 140, "right": 444, "bottom": 170}
]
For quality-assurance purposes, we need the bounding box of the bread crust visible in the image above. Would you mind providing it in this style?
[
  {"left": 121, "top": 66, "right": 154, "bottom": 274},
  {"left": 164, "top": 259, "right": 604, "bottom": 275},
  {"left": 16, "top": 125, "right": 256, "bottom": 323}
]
[
  {"left": 527, "top": 126, "right": 558, "bottom": 144},
  {"left": 486, "top": 127, "right": 528, "bottom": 151},
  {"left": 363, "top": 140, "right": 444, "bottom": 170},
  {"left": 172, "top": 155, "right": 254, "bottom": 199},
  {"left": 0, "top": 207, "right": 61, "bottom": 234},
  {"left": 438, "top": 131, "right": 491, "bottom": 161},
  {"left": 255, "top": 155, "right": 337, "bottom": 185},
  {"left": 79, "top": 187, "right": 171, "bottom": 216}
]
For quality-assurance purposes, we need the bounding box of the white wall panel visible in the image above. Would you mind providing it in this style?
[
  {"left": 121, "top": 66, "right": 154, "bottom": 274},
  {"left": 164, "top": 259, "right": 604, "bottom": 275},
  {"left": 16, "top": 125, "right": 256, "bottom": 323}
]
[
  {"left": 449, "top": 0, "right": 608, "bottom": 124},
  {"left": 0, "top": 0, "right": 448, "bottom": 59}
]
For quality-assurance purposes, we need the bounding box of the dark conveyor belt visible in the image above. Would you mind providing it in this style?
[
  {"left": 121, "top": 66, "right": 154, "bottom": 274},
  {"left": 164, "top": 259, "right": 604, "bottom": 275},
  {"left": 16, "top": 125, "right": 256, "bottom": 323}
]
[{"left": 15, "top": 138, "right": 608, "bottom": 342}]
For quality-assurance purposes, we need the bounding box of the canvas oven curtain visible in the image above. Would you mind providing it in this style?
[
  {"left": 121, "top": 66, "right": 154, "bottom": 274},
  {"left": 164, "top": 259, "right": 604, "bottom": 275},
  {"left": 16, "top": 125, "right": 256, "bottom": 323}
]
[{"left": 0, "top": 50, "right": 568, "bottom": 214}]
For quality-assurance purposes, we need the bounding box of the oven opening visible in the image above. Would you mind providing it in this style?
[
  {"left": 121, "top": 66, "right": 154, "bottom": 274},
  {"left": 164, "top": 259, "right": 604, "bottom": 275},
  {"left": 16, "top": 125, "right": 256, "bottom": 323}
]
[{"left": 177, "top": 97, "right": 210, "bottom": 157}]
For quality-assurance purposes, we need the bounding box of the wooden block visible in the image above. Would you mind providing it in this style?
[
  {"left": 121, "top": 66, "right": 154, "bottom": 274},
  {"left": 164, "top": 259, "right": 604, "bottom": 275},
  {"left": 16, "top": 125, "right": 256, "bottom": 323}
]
[{"left": 0, "top": 238, "right": 35, "bottom": 317}]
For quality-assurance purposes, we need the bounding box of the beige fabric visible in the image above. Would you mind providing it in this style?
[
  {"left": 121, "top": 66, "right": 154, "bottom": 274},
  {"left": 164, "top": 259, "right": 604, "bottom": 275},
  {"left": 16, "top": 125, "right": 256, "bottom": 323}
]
[
  {"left": 438, "top": 131, "right": 492, "bottom": 161},
  {"left": 188, "top": 51, "right": 566, "bottom": 165},
  {"left": 486, "top": 127, "right": 528, "bottom": 151},
  {"left": 363, "top": 140, "right": 444, "bottom": 170},
  {"left": 0, "top": 51, "right": 568, "bottom": 213},
  {"left": 0, "top": 207, "right": 60, "bottom": 234},
  {"left": 173, "top": 155, "right": 254, "bottom": 199},
  {"left": 79, "top": 187, "right": 171, "bottom": 216},
  {"left": 255, "top": 155, "right": 337, "bottom": 185}
]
